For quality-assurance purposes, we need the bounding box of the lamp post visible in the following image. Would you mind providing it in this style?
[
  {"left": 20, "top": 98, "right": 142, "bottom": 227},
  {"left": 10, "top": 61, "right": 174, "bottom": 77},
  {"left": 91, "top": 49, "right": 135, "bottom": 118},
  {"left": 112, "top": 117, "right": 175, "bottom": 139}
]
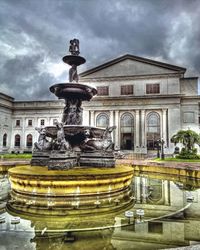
[
  {"left": 156, "top": 140, "right": 160, "bottom": 158},
  {"left": 160, "top": 138, "right": 165, "bottom": 160}
]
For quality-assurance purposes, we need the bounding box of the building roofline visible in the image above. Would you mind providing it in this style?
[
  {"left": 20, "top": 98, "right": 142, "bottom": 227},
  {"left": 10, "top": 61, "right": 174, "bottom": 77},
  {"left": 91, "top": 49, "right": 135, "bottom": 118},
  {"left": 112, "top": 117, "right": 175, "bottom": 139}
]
[
  {"left": 0, "top": 92, "right": 14, "bottom": 101},
  {"left": 180, "top": 77, "right": 199, "bottom": 80},
  {"left": 13, "top": 99, "right": 62, "bottom": 103},
  {"left": 80, "top": 54, "right": 186, "bottom": 77}
]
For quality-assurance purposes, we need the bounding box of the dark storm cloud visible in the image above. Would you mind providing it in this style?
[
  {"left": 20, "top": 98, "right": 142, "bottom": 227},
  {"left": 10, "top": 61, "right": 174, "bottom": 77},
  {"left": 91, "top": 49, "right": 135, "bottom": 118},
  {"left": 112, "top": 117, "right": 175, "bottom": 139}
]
[
  {"left": 0, "top": 0, "right": 200, "bottom": 100},
  {"left": 1, "top": 53, "right": 57, "bottom": 100}
]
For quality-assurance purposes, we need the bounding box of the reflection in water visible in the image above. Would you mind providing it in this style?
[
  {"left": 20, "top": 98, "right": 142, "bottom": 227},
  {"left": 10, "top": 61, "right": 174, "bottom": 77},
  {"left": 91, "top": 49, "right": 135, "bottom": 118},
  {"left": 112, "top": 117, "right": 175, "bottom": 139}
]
[{"left": 1, "top": 172, "right": 200, "bottom": 249}]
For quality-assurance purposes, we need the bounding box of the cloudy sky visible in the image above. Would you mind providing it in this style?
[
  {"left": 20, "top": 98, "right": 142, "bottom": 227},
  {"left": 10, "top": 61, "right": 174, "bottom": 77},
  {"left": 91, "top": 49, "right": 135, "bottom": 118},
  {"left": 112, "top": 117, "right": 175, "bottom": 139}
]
[{"left": 0, "top": 0, "right": 200, "bottom": 100}]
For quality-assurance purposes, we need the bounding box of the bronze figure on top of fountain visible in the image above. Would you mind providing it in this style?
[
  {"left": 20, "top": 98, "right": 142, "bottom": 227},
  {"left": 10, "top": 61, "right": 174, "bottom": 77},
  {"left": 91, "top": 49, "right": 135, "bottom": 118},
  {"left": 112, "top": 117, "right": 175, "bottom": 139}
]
[
  {"left": 69, "top": 39, "right": 80, "bottom": 56},
  {"left": 68, "top": 39, "right": 80, "bottom": 83}
]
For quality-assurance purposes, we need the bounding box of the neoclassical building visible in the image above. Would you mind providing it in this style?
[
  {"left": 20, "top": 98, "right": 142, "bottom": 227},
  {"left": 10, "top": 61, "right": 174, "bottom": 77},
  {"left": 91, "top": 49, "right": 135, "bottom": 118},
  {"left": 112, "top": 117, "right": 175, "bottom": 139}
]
[{"left": 0, "top": 54, "right": 200, "bottom": 154}]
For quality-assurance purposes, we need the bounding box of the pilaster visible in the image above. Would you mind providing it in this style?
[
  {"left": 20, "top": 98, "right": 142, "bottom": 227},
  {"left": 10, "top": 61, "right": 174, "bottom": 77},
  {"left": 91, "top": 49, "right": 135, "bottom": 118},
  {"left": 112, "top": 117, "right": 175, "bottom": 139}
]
[
  {"left": 114, "top": 110, "right": 119, "bottom": 148},
  {"left": 135, "top": 110, "right": 140, "bottom": 147},
  {"left": 90, "top": 110, "right": 95, "bottom": 126}
]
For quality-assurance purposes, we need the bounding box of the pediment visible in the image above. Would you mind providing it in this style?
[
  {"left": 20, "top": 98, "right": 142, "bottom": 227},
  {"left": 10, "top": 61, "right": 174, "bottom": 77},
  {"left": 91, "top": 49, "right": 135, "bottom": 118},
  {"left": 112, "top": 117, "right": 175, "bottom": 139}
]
[{"left": 80, "top": 54, "right": 186, "bottom": 79}]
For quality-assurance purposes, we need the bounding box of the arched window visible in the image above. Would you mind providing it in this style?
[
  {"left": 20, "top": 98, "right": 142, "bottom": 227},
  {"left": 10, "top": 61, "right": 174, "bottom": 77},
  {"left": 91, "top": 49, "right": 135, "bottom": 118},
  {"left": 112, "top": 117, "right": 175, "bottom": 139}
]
[
  {"left": 15, "top": 134, "right": 21, "bottom": 147},
  {"left": 147, "top": 112, "right": 160, "bottom": 150},
  {"left": 26, "top": 134, "right": 33, "bottom": 147},
  {"left": 120, "top": 113, "right": 134, "bottom": 150},
  {"left": 3, "top": 133, "right": 7, "bottom": 147},
  {"left": 96, "top": 113, "right": 109, "bottom": 128}
]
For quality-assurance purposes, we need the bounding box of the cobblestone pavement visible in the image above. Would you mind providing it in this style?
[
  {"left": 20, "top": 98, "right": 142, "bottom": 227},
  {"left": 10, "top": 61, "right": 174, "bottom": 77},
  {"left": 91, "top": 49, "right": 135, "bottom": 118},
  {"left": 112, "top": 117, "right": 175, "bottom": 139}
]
[{"left": 116, "top": 156, "right": 200, "bottom": 170}]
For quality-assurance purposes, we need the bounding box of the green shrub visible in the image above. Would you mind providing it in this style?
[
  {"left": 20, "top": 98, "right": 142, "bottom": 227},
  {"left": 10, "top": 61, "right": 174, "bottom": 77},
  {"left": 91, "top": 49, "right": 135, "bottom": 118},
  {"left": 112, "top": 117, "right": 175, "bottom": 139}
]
[{"left": 176, "top": 148, "right": 200, "bottom": 159}]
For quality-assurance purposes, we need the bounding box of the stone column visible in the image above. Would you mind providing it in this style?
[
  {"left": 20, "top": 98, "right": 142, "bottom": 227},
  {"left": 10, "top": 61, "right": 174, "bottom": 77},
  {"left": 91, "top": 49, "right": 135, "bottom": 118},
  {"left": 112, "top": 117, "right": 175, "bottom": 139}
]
[
  {"left": 47, "top": 117, "right": 50, "bottom": 126},
  {"left": 21, "top": 117, "right": 25, "bottom": 152},
  {"left": 162, "top": 109, "right": 167, "bottom": 145},
  {"left": 110, "top": 110, "right": 114, "bottom": 126},
  {"left": 141, "top": 110, "right": 147, "bottom": 153},
  {"left": 110, "top": 110, "right": 114, "bottom": 141},
  {"left": 33, "top": 117, "right": 38, "bottom": 144},
  {"left": 10, "top": 121, "right": 14, "bottom": 151},
  {"left": 114, "top": 110, "right": 119, "bottom": 149},
  {"left": 82, "top": 109, "right": 90, "bottom": 126},
  {"left": 90, "top": 110, "right": 95, "bottom": 126},
  {"left": 135, "top": 110, "right": 140, "bottom": 148}
]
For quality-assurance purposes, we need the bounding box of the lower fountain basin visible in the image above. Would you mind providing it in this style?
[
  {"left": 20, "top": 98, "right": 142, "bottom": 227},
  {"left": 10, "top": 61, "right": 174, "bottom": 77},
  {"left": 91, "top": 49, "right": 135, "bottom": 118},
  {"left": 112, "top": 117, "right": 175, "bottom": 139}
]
[{"left": 8, "top": 165, "right": 134, "bottom": 216}]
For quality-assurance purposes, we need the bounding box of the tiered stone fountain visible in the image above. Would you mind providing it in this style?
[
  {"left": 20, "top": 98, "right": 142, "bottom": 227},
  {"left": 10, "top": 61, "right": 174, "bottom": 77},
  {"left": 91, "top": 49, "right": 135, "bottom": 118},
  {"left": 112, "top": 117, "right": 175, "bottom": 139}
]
[{"left": 7, "top": 39, "right": 134, "bottom": 217}]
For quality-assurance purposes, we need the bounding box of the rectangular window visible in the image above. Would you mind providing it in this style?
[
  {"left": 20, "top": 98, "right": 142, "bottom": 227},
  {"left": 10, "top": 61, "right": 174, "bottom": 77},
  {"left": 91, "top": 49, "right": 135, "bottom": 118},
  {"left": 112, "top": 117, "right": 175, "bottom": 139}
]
[
  {"left": 146, "top": 84, "right": 160, "bottom": 94},
  {"left": 148, "top": 222, "right": 163, "bottom": 234},
  {"left": 97, "top": 86, "right": 109, "bottom": 96},
  {"left": 121, "top": 85, "right": 134, "bottom": 95},
  {"left": 28, "top": 120, "right": 32, "bottom": 126},
  {"left": 40, "top": 119, "right": 45, "bottom": 126},
  {"left": 16, "top": 120, "right": 20, "bottom": 126}
]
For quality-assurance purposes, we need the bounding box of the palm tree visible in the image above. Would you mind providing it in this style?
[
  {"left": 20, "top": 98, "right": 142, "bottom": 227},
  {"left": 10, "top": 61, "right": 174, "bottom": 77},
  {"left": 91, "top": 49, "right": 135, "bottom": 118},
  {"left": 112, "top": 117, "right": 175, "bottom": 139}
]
[{"left": 171, "top": 129, "right": 200, "bottom": 152}]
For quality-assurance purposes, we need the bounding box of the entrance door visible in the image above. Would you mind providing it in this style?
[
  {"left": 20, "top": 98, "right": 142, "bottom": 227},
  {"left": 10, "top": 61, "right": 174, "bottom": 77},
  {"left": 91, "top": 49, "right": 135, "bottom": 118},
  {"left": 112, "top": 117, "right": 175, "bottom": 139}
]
[
  {"left": 146, "top": 112, "right": 160, "bottom": 150},
  {"left": 147, "top": 133, "right": 160, "bottom": 150},
  {"left": 120, "top": 113, "right": 134, "bottom": 150}
]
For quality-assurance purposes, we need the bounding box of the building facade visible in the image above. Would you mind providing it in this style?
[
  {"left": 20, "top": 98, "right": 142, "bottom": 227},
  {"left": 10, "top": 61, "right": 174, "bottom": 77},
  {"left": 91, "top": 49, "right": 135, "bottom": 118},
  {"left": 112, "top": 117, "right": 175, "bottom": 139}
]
[
  {"left": 0, "top": 54, "right": 199, "bottom": 154},
  {"left": 0, "top": 94, "right": 64, "bottom": 153}
]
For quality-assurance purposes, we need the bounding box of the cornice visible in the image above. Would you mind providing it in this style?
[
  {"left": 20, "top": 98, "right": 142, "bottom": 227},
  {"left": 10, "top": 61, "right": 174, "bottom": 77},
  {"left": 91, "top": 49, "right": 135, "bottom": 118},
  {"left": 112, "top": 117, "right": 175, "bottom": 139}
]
[
  {"left": 181, "top": 96, "right": 200, "bottom": 100},
  {"left": 79, "top": 73, "right": 183, "bottom": 82},
  {"left": 92, "top": 94, "right": 184, "bottom": 101}
]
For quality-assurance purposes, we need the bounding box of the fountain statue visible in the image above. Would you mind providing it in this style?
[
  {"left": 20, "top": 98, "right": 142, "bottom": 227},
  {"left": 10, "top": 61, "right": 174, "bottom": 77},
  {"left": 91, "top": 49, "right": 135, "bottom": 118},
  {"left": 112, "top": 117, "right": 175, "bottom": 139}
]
[
  {"left": 31, "top": 38, "right": 116, "bottom": 169},
  {"left": 7, "top": 39, "right": 134, "bottom": 217}
]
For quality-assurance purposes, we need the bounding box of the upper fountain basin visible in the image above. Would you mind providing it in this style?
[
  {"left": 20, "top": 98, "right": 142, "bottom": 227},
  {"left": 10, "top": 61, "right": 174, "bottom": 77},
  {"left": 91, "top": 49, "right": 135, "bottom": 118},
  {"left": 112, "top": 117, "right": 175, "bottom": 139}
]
[
  {"left": 62, "top": 55, "right": 86, "bottom": 66},
  {"left": 49, "top": 83, "right": 97, "bottom": 100}
]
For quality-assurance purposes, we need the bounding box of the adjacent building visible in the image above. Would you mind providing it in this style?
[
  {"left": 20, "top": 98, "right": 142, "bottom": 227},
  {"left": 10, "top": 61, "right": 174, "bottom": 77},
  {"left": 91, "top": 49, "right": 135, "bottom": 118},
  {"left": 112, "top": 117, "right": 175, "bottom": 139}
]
[{"left": 0, "top": 54, "right": 200, "bottom": 154}]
